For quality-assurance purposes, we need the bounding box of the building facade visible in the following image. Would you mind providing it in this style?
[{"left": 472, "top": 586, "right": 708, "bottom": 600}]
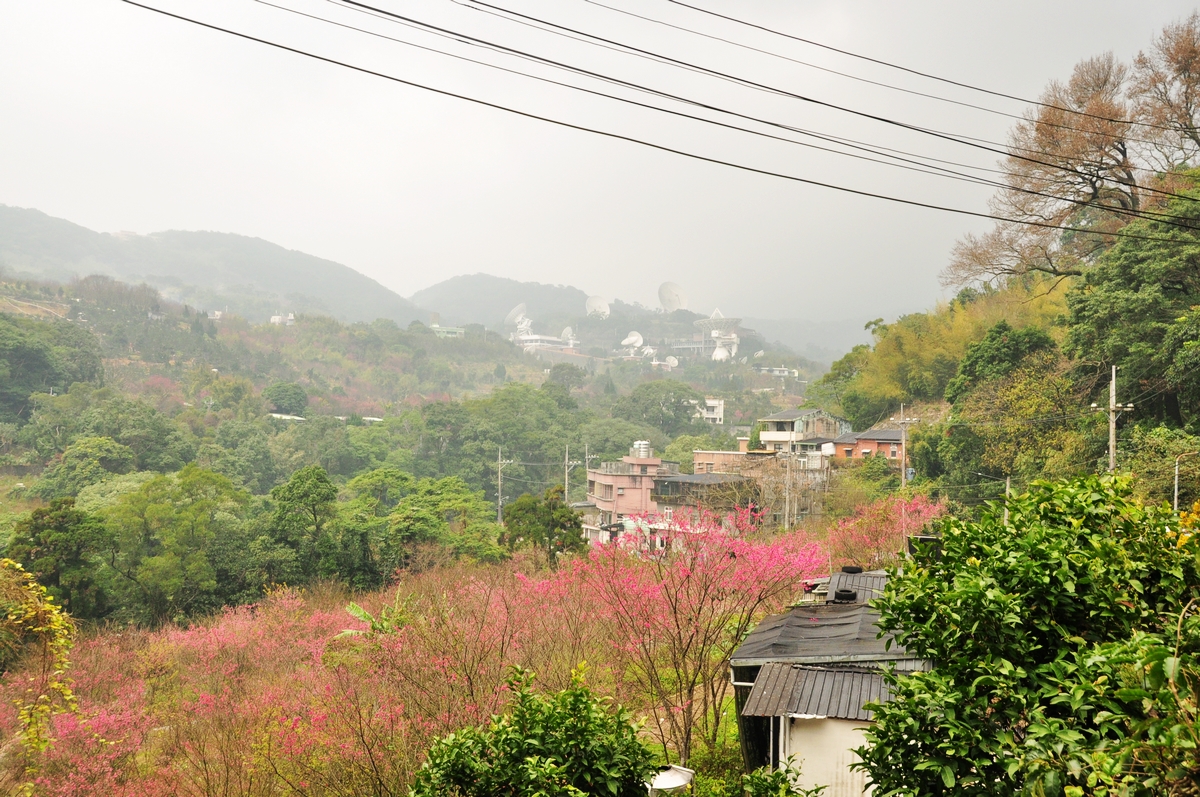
[
  {"left": 757, "top": 409, "right": 852, "bottom": 452},
  {"left": 583, "top": 442, "right": 679, "bottom": 542}
]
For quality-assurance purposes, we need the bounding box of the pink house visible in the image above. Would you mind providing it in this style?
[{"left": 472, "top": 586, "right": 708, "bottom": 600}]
[{"left": 583, "top": 442, "right": 680, "bottom": 543}]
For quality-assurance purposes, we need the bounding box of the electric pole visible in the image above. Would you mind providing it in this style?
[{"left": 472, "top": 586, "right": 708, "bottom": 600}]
[
  {"left": 891, "top": 403, "right": 920, "bottom": 489},
  {"left": 1092, "top": 366, "right": 1134, "bottom": 472},
  {"left": 563, "top": 445, "right": 580, "bottom": 500},
  {"left": 496, "top": 447, "right": 513, "bottom": 522}
]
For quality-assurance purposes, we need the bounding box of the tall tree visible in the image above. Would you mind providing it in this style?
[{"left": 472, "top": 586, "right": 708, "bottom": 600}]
[{"left": 7, "top": 498, "right": 114, "bottom": 620}]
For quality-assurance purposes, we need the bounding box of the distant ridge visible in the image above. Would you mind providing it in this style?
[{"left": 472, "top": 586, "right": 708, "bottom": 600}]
[
  {"left": 409, "top": 273, "right": 589, "bottom": 329},
  {"left": 0, "top": 205, "right": 423, "bottom": 325}
]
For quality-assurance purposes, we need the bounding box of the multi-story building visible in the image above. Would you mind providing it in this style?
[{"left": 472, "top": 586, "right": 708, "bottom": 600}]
[
  {"left": 757, "top": 409, "right": 852, "bottom": 452},
  {"left": 584, "top": 442, "right": 680, "bottom": 543},
  {"left": 696, "top": 397, "right": 725, "bottom": 425}
]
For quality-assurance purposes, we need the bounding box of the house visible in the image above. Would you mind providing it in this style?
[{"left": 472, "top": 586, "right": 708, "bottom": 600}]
[
  {"left": 757, "top": 410, "right": 852, "bottom": 452},
  {"left": 696, "top": 397, "right": 725, "bottom": 425},
  {"left": 731, "top": 569, "right": 925, "bottom": 795},
  {"left": 431, "top": 324, "right": 466, "bottom": 339},
  {"left": 652, "top": 472, "right": 751, "bottom": 519},
  {"left": 584, "top": 442, "right": 680, "bottom": 543},
  {"left": 833, "top": 429, "right": 904, "bottom": 461}
]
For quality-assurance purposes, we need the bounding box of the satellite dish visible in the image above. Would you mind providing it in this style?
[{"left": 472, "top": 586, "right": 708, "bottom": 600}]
[
  {"left": 561, "top": 326, "right": 573, "bottom": 340},
  {"left": 753, "top": 350, "right": 765, "bottom": 358},
  {"left": 665, "top": 356, "right": 679, "bottom": 367},
  {"left": 621, "top": 331, "right": 643, "bottom": 348},
  {"left": 504, "top": 303, "right": 527, "bottom": 326},
  {"left": 658, "top": 282, "right": 688, "bottom": 313},
  {"left": 740, "top": 356, "right": 748, "bottom": 364},
  {"left": 585, "top": 296, "right": 611, "bottom": 319},
  {"left": 712, "top": 345, "right": 731, "bottom": 362},
  {"left": 641, "top": 346, "right": 656, "bottom": 357}
]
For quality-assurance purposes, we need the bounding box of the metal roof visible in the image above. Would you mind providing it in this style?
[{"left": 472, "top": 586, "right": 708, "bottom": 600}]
[
  {"left": 730, "top": 603, "right": 916, "bottom": 667},
  {"left": 827, "top": 570, "right": 889, "bottom": 603},
  {"left": 742, "top": 665, "right": 890, "bottom": 721},
  {"left": 655, "top": 473, "right": 748, "bottom": 485},
  {"left": 855, "top": 429, "right": 904, "bottom": 443},
  {"left": 759, "top": 409, "right": 820, "bottom": 422}
]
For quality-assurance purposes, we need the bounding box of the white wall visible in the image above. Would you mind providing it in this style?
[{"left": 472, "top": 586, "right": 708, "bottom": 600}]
[{"left": 783, "top": 718, "right": 872, "bottom": 796}]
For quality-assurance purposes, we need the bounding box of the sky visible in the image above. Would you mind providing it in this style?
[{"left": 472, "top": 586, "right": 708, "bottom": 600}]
[{"left": 1, "top": 0, "right": 1196, "bottom": 324}]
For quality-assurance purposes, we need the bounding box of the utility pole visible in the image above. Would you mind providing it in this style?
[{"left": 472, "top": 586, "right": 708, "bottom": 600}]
[
  {"left": 496, "top": 447, "right": 513, "bottom": 522},
  {"left": 1003, "top": 476, "right": 1011, "bottom": 526},
  {"left": 563, "top": 445, "right": 580, "bottom": 500},
  {"left": 1092, "top": 366, "right": 1134, "bottom": 472},
  {"left": 783, "top": 453, "right": 792, "bottom": 529},
  {"left": 891, "top": 404, "right": 920, "bottom": 489},
  {"left": 1175, "top": 451, "right": 1199, "bottom": 512}
]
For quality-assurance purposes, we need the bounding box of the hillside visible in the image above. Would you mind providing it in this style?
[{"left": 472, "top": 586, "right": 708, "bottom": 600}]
[
  {"left": 409, "top": 273, "right": 590, "bottom": 330},
  {"left": 0, "top": 205, "right": 424, "bottom": 325}
]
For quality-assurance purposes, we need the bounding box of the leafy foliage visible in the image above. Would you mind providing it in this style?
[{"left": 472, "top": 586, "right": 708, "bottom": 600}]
[
  {"left": 858, "top": 475, "right": 1200, "bottom": 796},
  {"left": 412, "top": 667, "right": 656, "bottom": 797},
  {"left": 0, "top": 313, "right": 102, "bottom": 423}
]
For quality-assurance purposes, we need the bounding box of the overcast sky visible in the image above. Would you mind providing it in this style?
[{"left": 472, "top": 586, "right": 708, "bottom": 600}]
[{"left": 1, "top": 0, "right": 1195, "bottom": 324}]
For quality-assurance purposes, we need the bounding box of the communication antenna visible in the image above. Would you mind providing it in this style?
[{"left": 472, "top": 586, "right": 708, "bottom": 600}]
[
  {"left": 621, "top": 331, "right": 644, "bottom": 348},
  {"left": 665, "top": 355, "right": 679, "bottom": 367},
  {"left": 657, "top": 282, "right": 688, "bottom": 313},
  {"left": 585, "top": 296, "right": 611, "bottom": 319},
  {"left": 561, "top": 326, "right": 573, "bottom": 340},
  {"left": 754, "top": 350, "right": 765, "bottom": 358},
  {"left": 641, "top": 345, "right": 656, "bottom": 357},
  {"left": 504, "top": 303, "right": 528, "bottom": 326},
  {"left": 712, "top": 345, "right": 731, "bottom": 362}
]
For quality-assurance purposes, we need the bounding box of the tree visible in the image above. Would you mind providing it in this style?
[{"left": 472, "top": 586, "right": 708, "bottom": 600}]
[
  {"left": 576, "top": 512, "right": 822, "bottom": 764},
  {"left": 270, "top": 464, "right": 338, "bottom": 578},
  {"left": 612, "top": 380, "right": 704, "bottom": 438},
  {"left": 502, "top": 485, "right": 584, "bottom": 564},
  {"left": 7, "top": 498, "right": 114, "bottom": 620},
  {"left": 942, "top": 320, "right": 1055, "bottom": 403},
  {"left": 1065, "top": 180, "right": 1200, "bottom": 426},
  {"left": 262, "top": 381, "right": 308, "bottom": 415},
  {"left": 857, "top": 476, "right": 1200, "bottom": 796},
  {"left": 662, "top": 432, "right": 737, "bottom": 473},
  {"left": 1132, "top": 12, "right": 1200, "bottom": 170},
  {"left": 546, "top": 363, "right": 587, "bottom": 391},
  {"left": 0, "top": 314, "right": 102, "bottom": 423},
  {"left": 30, "top": 436, "right": 134, "bottom": 499},
  {"left": 102, "top": 465, "right": 250, "bottom": 624},
  {"left": 411, "top": 667, "right": 655, "bottom": 797}
]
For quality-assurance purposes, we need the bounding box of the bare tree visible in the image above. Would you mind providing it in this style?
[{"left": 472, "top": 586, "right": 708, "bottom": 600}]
[
  {"left": 1132, "top": 12, "right": 1200, "bottom": 170},
  {"left": 944, "top": 55, "right": 1139, "bottom": 287}
]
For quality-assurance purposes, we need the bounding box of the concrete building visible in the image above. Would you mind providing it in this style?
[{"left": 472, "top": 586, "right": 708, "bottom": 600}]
[
  {"left": 757, "top": 409, "right": 852, "bottom": 452},
  {"left": 584, "top": 442, "right": 679, "bottom": 543},
  {"left": 833, "top": 429, "right": 904, "bottom": 460},
  {"left": 696, "top": 397, "right": 725, "bottom": 425}
]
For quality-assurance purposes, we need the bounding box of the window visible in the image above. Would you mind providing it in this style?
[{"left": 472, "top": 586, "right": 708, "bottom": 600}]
[
  {"left": 890, "top": 445, "right": 898, "bottom": 457},
  {"left": 664, "top": 507, "right": 673, "bottom": 521},
  {"left": 602, "top": 485, "right": 613, "bottom": 500},
  {"left": 640, "top": 465, "right": 648, "bottom": 475},
  {"left": 617, "top": 487, "right": 625, "bottom": 495},
  {"left": 844, "top": 448, "right": 853, "bottom": 458}
]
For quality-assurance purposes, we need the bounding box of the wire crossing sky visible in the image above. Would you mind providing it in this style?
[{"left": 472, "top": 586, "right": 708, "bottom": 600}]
[{"left": 0, "top": 0, "right": 1195, "bottom": 327}]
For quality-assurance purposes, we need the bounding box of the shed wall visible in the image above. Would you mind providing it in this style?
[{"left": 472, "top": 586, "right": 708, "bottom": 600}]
[{"left": 783, "top": 718, "right": 871, "bottom": 797}]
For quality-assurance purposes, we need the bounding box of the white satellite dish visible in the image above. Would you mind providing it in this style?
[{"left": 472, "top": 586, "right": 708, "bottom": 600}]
[
  {"left": 753, "top": 350, "right": 765, "bottom": 359},
  {"left": 658, "top": 282, "right": 688, "bottom": 313},
  {"left": 504, "top": 303, "right": 527, "bottom": 326},
  {"left": 641, "top": 346, "right": 656, "bottom": 357},
  {"left": 665, "top": 356, "right": 679, "bottom": 367},
  {"left": 740, "top": 356, "right": 748, "bottom": 364},
  {"left": 585, "top": 296, "right": 610, "bottom": 319},
  {"left": 561, "top": 326, "right": 573, "bottom": 340},
  {"left": 621, "top": 331, "right": 644, "bottom": 348},
  {"left": 712, "top": 345, "right": 731, "bottom": 362}
]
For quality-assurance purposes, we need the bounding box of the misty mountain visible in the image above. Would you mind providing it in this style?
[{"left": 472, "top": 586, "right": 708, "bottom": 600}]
[
  {"left": 409, "top": 273, "right": 590, "bottom": 329},
  {"left": 0, "top": 205, "right": 424, "bottom": 325}
]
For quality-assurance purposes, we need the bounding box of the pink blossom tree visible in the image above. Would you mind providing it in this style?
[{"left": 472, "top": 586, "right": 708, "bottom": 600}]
[{"left": 825, "top": 494, "right": 945, "bottom": 571}]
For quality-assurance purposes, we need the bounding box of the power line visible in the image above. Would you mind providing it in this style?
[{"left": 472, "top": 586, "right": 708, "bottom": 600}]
[
  {"left": 665, "top": 0, "right": 1194, "bottom": 137},
  {"left": 451, "top": 0, "right": 1200, "bottom": 209},
  {"left": 116, "top": 0, "right": 1187, "bottom": 244},
  {"left": 330, "top": 0, "right": 1200, "bottom": 223},
  {"left": 261, "top": 0, "right": 1195, "bottom": 224}
]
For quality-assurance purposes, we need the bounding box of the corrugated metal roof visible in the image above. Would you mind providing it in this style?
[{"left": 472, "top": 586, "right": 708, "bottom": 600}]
[
  {"left": 742, "top": 665, "right": 892, "bottom": 721},
  {"left": 759, "top": 409, "right": 820, "bottom": 421},
  {"left": 731, "top": 603, "right": 912, "bottom": 666},
  {"left": 827, "top": 570, "right": 889, "bottom": 603}
]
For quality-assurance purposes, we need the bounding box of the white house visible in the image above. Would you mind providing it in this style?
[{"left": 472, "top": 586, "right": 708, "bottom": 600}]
[{"left": 730, "top": 570, "right": 925, "bottom": 796}]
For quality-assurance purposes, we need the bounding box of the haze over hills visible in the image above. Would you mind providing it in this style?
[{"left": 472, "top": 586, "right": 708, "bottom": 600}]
[
  {"left": 0, "top": 204, "right": 425, "bottom": 326},
  {"left": 0, "top": 204, "right": 869, "bottom": 359}
]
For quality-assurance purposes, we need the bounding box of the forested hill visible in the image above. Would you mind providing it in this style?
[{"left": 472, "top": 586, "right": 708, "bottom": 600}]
[
  {"left": 0, "top": 205, "right": 424, "bottom": 326},
  {"left": 409, "top": 273, "right": 589, "bottom": 329}
]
